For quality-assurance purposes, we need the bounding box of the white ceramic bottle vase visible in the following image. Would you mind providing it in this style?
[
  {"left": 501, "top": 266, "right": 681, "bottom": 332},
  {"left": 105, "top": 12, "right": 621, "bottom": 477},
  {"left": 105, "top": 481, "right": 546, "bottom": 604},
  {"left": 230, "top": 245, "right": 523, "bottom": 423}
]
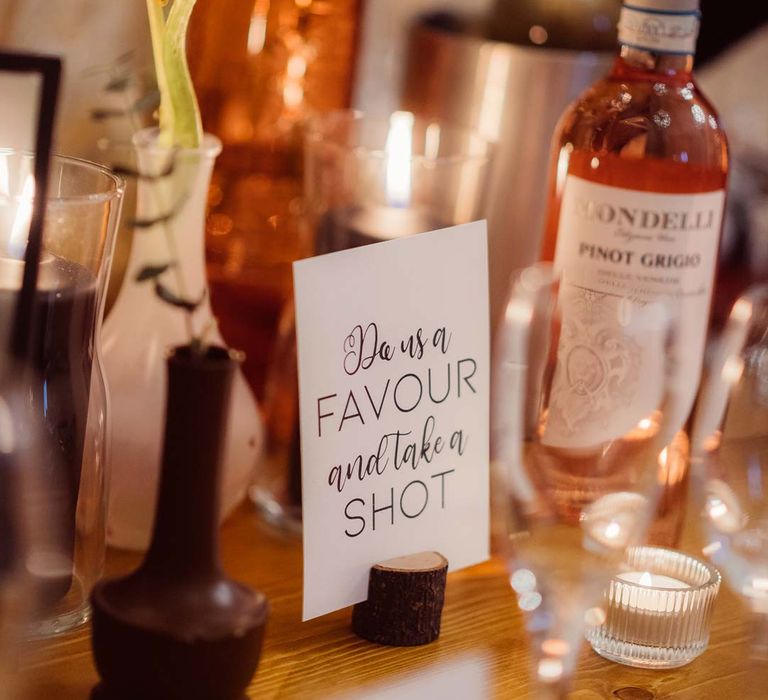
[{"left": 103, "top": 128, "right": 264, "bottom": 550}]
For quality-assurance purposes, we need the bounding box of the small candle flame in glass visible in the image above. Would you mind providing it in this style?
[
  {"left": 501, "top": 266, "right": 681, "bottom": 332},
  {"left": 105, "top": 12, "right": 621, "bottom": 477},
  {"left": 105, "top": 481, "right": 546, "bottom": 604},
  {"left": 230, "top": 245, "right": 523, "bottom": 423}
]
[
  {"left": 8, "top": 173, "right": 35, "bottom": 260},
  {"left": 385, "top": 111, "right": 414, "bottom": 208},
  {"left": 639, "top": 571, "right": 653, "bottom": 586}
]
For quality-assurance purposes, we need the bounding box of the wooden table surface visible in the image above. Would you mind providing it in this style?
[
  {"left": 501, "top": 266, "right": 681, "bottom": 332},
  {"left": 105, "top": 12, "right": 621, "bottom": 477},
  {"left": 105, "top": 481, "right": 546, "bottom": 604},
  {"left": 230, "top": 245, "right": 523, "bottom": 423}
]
[{"left": 20, "top": 505, "right": 760, "bottom": 699}]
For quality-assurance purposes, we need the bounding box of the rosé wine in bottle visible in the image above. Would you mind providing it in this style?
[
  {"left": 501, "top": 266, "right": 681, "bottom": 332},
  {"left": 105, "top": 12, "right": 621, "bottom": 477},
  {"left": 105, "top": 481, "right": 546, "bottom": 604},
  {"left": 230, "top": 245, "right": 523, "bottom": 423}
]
[{"left": 539, "top": 0, "right": 728, "bottom": 546}]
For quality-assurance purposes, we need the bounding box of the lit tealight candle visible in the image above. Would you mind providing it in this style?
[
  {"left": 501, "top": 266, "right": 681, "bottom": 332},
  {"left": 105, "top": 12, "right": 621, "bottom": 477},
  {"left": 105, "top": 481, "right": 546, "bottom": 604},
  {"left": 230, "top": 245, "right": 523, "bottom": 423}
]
[
  {"left": 586, "top": 546, "right": 720, "bottom": 669},
  {"left": 616, "top": 570, "right": 690, "bottom": 612},
  {"left": 618, "top": 570, "right": 690, "bottom": 589}
]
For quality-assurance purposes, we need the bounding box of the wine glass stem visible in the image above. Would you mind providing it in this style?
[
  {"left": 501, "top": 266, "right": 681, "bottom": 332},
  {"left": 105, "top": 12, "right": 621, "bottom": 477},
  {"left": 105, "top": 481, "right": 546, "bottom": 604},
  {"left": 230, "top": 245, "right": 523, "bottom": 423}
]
[
  {"left": 534, "top": 653, "right": 573, "bottom": 700},
  {"left": 538, "top": 681, "right": 569, "bottom": 700}
]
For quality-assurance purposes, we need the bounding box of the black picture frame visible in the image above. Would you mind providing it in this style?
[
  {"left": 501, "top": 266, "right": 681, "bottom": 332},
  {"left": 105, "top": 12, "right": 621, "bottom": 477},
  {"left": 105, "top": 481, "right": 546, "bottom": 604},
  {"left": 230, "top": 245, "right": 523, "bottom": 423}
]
[{"left": 0, "top": 51, "right": 61, "bottom": 360}]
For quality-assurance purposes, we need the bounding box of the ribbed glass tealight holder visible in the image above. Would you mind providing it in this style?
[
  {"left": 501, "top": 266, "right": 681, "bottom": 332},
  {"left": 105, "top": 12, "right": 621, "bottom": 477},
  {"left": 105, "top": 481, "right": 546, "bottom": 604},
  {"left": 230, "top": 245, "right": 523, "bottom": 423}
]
[{"left": 586, "top": 546, "right": 721, "bottom": 668}]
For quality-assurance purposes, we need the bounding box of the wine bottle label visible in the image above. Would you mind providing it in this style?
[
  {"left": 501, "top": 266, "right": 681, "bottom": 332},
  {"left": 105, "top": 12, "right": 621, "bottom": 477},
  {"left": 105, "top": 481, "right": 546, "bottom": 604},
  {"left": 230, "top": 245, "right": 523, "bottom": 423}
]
[
  {"left": 618, "top": 4, "right": 700, "bottom": 55},
  {"left": 545, "top": 176, "right": 724, "bottom": 449}
]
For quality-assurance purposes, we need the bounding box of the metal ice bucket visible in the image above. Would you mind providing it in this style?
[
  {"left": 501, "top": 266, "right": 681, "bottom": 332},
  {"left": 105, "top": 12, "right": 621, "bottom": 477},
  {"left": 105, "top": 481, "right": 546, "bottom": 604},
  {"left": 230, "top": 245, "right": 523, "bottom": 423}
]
[{"left": 402, "top": 15, "right": 613, "bottom": 324}]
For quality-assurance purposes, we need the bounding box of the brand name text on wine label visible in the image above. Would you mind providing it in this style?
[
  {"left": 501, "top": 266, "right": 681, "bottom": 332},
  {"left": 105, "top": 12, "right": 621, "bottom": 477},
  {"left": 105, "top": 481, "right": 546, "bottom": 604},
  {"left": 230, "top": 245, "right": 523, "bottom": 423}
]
[{"left": 572, "top": 198, "right": 718, "bottom": 231}]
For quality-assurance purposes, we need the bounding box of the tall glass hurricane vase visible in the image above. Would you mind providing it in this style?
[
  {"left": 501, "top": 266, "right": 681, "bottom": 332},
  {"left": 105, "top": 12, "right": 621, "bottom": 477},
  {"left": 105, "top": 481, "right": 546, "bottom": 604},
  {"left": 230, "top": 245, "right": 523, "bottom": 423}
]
[
  {"left": 492, "top": 263, "right": 684, "bottom": 696},
  {"left": 103, "top": 128, "right": 264, "bottom": 551},
  {"left": 0, "top": 152, "right": 123, "bottom": 636}
]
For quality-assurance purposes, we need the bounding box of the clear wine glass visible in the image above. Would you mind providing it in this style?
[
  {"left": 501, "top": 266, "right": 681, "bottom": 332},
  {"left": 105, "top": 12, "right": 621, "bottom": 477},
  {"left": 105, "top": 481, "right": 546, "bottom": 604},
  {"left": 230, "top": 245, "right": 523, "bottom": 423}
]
[
  {"left": 691, "top": 284, "right": 768, "bottom": 689},
  {"left": 492, "top": 263, "right": 684, "bottom": 697}
]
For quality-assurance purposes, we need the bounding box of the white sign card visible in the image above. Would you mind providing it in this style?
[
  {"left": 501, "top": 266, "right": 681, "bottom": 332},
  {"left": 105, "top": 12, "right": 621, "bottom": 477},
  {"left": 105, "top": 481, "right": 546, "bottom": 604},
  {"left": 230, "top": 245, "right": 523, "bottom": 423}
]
[{"left": 294, "top": 222, "right": 490, "bottom": 621}]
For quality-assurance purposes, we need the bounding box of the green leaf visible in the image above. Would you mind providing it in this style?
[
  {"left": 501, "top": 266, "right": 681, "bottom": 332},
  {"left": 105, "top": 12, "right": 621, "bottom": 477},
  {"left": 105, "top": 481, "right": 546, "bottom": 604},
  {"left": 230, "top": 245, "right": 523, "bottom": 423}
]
[
  {"left": 81, "top": 50, "right": 137, "bottom": 78},
  {"left": 89, "top": 90, "right": 160, "bottom": 123},
  {"left": 105, "top": 74, "right": 132, "bottom": 92},
  {"left": 112, "top": 158, "right": 175, "bottom": 181},
  {"left": 154, "top": 281, "right": 205, "bottom": 312},
  {"left": 133, "top": 90, "right": 161, "bottom": 114},
  {"left": 135, "top": 263, "right": 174, "bottom": 282},
  {"left": 129, "top": 190, "right": 186, "bottom": 227},
  {"left": 114, "top": 50, "right": 138, "bottom": 66},
  {"left": 91, "top": 108, "right": 126, "bottom": 121}
]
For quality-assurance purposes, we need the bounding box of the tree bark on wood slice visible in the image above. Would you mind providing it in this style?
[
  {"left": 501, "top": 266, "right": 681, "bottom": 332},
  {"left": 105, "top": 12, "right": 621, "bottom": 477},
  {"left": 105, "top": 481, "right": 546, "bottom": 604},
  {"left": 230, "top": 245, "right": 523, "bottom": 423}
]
[{"left": 351, "top": 551, "right": 448, "bottom": 646}]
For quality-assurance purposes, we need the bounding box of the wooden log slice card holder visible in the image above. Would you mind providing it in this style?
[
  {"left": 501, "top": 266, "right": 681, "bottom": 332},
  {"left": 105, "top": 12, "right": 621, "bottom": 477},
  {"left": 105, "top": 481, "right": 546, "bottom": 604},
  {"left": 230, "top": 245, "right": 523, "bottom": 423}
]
[{"left": 352, "top": 551, "right": 448, "bottom": 646}]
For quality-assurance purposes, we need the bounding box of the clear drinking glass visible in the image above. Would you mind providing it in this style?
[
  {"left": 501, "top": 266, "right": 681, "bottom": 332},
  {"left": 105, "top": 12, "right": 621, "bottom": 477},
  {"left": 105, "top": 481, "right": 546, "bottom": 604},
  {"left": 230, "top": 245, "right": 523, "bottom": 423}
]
[
  {"left": 492, "top": 263, "right": 683, "bottom": 696},
  {"left": 250, "top": 109, "right": 493, "bottom": 531},
  {"left": 0, "top": 151, "right": 123, "bottom": 636},
  {"left": 691, "top": 284, "right": 768, "bottom": 690}
]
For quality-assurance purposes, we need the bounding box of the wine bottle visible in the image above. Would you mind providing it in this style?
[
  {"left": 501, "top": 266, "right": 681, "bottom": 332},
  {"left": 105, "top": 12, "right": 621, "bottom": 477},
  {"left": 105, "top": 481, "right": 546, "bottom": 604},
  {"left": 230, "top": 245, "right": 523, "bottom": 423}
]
[{"left": 539, "top": 0, "right": 728, "bottom": 546}]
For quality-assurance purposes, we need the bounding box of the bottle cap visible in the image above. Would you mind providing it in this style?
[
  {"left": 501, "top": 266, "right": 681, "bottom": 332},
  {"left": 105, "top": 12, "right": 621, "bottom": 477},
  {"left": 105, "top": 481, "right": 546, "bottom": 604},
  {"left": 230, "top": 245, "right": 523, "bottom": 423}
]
[
  {"left": 619, "top": 0, "right": 701, "bottom": 54},
  {"left": 623, "top": 0, "right": 699, "bottom": 12}
]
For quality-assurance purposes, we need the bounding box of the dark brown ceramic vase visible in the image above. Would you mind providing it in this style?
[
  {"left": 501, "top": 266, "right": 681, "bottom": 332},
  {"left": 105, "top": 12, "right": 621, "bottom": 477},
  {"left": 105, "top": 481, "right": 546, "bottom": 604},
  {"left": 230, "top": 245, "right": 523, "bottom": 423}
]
[{"left": 91, "top": 345, "right": 268, "bottom": 700}]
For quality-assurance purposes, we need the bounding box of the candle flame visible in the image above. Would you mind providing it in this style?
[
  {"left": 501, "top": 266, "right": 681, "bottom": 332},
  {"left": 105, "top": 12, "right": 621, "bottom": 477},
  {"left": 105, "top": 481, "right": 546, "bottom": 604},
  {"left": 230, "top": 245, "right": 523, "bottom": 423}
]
[
  {"left": 385, "top": 111, "right": 414, "bottom": 208},
  {"left": 721, "top": 355, "right": 744, "bottom": 385},
  {"left": 639, "top": 571, "right": 653, "bottom": 586},
  {"left": 8, "top": 173, "right": 35, "bottom": 259},
  {"left": 730, "top": 297, "right": 752, "bottom": 323}
]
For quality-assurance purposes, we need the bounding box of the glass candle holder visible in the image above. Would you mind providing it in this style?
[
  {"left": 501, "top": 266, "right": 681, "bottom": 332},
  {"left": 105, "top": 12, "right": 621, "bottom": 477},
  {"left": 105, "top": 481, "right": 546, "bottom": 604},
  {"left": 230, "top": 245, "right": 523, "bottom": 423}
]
[
  {"left": 586, "top": 546, "right": 721, "bottom": 669},
  {"left": 249, "top": 110, "right": 492, "bottom": 531},
  {"left": 0, "top": 151, "right": 123, "bottom": 636},
  {"left": 304, "top": 110, "right": 493, "bottom": 252}
]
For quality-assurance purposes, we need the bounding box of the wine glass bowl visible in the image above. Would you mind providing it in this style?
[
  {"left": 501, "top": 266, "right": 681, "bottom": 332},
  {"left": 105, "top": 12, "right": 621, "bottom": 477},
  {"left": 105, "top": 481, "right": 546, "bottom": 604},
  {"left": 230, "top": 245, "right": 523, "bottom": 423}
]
[
  {"left": 492, "top": 263, "right": 684, "bottom": 693},
  {"left": 693, "top": 286, "right": 768, "bottom": 619}
]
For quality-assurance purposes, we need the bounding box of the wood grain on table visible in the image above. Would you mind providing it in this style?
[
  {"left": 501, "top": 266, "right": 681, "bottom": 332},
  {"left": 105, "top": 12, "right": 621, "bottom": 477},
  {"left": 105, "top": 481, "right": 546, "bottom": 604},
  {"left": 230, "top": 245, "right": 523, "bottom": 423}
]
[{"left": 22, "top": 506, "right": 758, "bottom": 699}]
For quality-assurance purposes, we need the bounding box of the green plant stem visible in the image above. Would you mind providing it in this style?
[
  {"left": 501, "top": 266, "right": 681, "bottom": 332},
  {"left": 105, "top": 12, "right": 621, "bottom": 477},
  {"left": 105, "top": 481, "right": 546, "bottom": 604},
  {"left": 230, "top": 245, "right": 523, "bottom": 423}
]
[
  {"left": 162, "top": 0, "right": 202, "bottom": 148},
  {"left": 145, "top": 0, "right": 175, "bottom": 143}
]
